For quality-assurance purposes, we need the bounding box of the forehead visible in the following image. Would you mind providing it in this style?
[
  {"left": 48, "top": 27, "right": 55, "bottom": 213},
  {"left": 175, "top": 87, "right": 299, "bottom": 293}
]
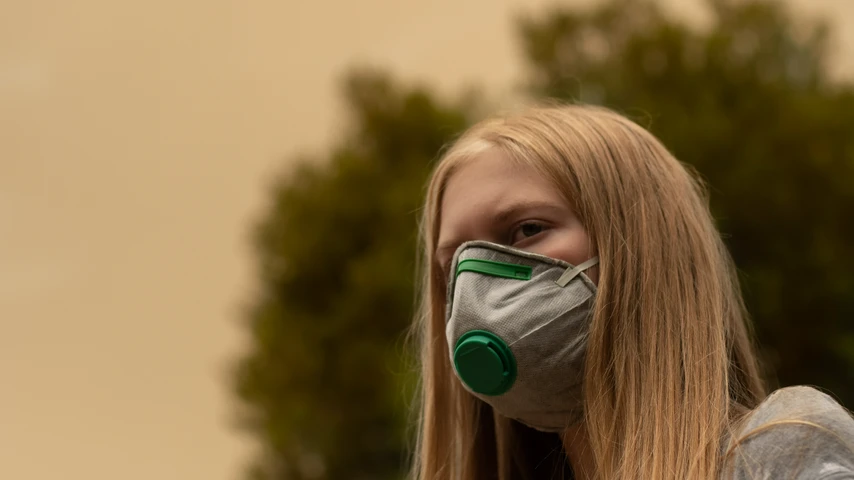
[{"left": 437, "top": 151, "right": 566, "bottom": 244}]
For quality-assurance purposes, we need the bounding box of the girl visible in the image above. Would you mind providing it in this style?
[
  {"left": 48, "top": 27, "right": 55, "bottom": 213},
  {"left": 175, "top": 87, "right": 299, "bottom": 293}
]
[{"left": 411, "top": 104, "right": 854, "bottom": 479}]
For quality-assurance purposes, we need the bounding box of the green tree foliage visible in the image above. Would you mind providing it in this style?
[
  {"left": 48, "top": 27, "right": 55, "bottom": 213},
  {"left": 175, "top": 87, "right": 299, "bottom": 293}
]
[
  {"left": 232, "top": 71, "right": 471, "bottom": 479},
  {"left": 518, "top": 0, "right": 854, "bottom": 402},
  {"left": 233, "top": 0, "right": 854, "bottom": 477}
]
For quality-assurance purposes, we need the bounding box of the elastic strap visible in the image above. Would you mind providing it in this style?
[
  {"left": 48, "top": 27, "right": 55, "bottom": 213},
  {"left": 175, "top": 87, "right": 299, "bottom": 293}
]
[{"left": 555, "top": 256, "right": 599, "bottom": 287}]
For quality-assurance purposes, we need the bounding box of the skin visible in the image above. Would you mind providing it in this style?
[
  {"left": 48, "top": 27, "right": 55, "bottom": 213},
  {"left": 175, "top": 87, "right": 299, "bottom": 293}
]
[
  {"left": 436, "top": 150, "right": 597, "bottom": 479},
  {"left": 436, "top": 150, "right": 594, "bottom": 275}
]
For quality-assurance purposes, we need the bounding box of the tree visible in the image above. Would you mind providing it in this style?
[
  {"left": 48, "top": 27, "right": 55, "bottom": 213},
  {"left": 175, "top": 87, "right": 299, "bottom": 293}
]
[
  {"left": 233, "top": 0, "right": 854, "bottom": 477},
  {"left": 232, "top": 71, "right": 472, "bottom": 479},
  {"left": 518, "top": 0, "right": 854, "bottom": 402}
]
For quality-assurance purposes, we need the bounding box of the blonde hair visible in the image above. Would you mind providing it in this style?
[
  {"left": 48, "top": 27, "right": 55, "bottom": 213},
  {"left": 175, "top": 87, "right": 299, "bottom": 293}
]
[{"left": 411, "top": 104, "right": 767, "bottom": 479}]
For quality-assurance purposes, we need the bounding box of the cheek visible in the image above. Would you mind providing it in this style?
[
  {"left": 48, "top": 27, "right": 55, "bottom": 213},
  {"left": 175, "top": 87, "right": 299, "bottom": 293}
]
[
  {"left": 538, "top": 227, "right": 591, "bottom": 265},
  {"left": 535, "top": 228, "right": 598, "bottom": 285},
  {"left": 584, "top": 266, "right": 600, "bottom": 285}
]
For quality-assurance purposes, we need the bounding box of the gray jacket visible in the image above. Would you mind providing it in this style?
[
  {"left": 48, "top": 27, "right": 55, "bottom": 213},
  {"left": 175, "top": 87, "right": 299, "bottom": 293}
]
[{"left": 725, "top": 386, "right": 854, "bottom": 479}]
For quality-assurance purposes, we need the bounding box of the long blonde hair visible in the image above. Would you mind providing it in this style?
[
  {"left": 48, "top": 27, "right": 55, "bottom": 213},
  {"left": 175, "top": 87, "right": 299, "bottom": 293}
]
[{"left": 411, "top": 104, "right": 767, "bottom": 479}]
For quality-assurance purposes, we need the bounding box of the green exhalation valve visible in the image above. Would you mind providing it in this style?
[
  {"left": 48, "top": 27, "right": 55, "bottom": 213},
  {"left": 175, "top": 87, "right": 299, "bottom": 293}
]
[{"left": 453, "top": 330, "right": 516, "bottom": 396}]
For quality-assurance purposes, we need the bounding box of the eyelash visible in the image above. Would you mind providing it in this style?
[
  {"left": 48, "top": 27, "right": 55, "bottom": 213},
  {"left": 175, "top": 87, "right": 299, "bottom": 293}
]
[{"left": 509, "top": 220, "right": 549, "bottom": 245}]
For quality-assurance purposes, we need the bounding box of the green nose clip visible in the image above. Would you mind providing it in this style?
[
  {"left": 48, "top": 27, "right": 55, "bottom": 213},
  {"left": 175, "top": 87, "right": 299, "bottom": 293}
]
[{"left": 453, "top": 330, "right": 516, "bottom": 396}]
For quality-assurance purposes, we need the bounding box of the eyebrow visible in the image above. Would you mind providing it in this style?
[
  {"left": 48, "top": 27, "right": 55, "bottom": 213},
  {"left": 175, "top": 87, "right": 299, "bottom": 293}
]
[
  {"left": 435, "top": 199, "right": 567, "bottom": 256},
  {"left": 492, "top": 200, "right": 565, "bottom": 224}
]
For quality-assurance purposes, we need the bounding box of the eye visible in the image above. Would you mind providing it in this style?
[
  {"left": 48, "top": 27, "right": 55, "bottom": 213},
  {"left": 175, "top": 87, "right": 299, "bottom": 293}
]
[{"left": 510, "top": 221, "right": 547, "bottom": 245}]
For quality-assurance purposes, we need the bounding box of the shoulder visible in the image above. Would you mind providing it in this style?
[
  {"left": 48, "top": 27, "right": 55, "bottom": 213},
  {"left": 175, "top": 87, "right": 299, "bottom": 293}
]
[
  {"left": 724, "top": 386, "right": 854, "bottom": 479},
  {"left": 745, "top": 386, "right": 854, "bottom": 428}
]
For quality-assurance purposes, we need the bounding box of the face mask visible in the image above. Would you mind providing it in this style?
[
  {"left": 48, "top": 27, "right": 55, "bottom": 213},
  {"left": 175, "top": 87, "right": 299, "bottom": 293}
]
[{"left": 445, "top": 241, "right": 598, "bottom": 432}]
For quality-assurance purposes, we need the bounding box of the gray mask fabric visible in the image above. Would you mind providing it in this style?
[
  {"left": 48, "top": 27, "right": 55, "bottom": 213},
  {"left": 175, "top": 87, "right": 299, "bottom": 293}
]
[{"left": 445, "top": 241, "right": 598, "bottom": 432}]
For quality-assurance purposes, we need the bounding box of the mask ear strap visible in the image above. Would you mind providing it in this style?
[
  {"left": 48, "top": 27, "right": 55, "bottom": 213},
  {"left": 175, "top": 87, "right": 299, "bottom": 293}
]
[{"left": 556, "top": 257, "right": 599, "bottom": 287}]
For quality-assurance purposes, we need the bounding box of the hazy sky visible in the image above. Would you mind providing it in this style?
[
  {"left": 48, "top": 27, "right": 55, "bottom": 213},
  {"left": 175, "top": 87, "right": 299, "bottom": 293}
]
[{"left": 1, "top": 1, "right": 852, "bottom": 479}]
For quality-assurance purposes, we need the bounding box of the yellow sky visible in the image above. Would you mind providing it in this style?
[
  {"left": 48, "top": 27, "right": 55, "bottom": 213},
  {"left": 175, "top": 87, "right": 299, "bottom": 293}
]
[{"left": 1, "top": 1, "right": 851, "bottom": 479}]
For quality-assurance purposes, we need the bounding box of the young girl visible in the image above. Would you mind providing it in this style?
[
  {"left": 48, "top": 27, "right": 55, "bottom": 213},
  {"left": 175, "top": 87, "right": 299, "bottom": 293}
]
[{"left": 411, "top": 104, "right": 854, "bottom": 479}]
